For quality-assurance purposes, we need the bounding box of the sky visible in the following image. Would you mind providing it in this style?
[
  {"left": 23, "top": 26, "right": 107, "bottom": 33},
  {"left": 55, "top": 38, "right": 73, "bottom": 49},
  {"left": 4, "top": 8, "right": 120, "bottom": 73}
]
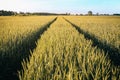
[{"left": 0, "top": 0, "right": 120, "bottom": 14}]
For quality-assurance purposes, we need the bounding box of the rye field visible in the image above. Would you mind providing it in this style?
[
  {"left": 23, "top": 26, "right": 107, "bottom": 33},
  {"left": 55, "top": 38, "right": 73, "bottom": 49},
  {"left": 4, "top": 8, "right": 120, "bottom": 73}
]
[{"left": 0, "top": 16, "right": 120, "bottom": 80}]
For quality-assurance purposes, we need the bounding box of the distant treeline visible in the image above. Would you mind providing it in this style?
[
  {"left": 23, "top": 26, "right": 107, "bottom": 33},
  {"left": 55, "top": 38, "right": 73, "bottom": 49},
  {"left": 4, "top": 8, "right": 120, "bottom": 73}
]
[
  {"left": 0, "top": 10, "right": 69, "bottom": 16},
  {"left": 0, "top": 10, "right": 120, "bottom": 16},
  {"left": 0, "top": 10, "right": 17, "bottom": 16},
  {"left": 113, "top": 14, "right": 120, "bottom": 16}
]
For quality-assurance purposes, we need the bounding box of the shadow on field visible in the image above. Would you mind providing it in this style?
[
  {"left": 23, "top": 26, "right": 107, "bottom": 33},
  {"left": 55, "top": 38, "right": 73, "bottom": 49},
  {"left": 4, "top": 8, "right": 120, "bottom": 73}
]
[
  {"left": 0, "top": 17, "right": 57, "bottom": 80},
  {"left": 64, "top": 17, "right": 120, "bottom": 66}
]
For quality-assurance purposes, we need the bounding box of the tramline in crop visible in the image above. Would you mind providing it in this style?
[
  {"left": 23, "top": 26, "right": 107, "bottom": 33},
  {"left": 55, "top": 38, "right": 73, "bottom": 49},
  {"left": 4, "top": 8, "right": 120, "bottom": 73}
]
[
  {"left": 0, "top": 16, "right": 56, "bottom": 80},
  {"left": 0, "top": 16, "right": 119, "bottom": 80},
  {"left": 19, "top": 17, "right": 120, "bottom": 80}
]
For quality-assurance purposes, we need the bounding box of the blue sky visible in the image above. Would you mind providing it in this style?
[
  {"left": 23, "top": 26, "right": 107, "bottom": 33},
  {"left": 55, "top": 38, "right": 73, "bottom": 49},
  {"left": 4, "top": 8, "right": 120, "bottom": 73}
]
[{"left": 0, "top": 0, "right": 120, "bottom": 14}]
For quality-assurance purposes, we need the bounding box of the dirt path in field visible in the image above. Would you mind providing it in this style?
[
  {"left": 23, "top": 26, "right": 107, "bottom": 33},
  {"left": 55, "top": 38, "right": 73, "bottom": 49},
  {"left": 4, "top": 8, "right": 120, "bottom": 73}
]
[
  {"left": 63, "top": 17, "right": 120, "bottom": 66},
  {"left": 0, "top": 17, "right": 57, "bottom": 80}
]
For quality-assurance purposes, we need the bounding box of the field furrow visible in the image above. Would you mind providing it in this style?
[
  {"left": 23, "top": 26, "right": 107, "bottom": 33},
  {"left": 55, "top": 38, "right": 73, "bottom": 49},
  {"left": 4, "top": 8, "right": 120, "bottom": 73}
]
[
  {"left": 0, "top": 16, "right": 57, "bottom": 80},
  {"left": 64, "top": 16, "right": 120, "bottom": 50},
  {"left": 19, "top": 17, "right": 120, "bottom": 80},
  {"left": 64, "top": 17, "right": 120, "bottom": 66}
]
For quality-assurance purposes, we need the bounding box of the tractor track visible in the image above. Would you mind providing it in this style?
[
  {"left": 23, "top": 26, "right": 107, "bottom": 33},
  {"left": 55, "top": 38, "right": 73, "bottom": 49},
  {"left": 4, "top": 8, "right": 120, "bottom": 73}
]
[
  {"left": 64, "top": 17, "right": 120, "bottom": 66},
  {"left": 0, "top": 17, "right": 57, "bottom": 80}
]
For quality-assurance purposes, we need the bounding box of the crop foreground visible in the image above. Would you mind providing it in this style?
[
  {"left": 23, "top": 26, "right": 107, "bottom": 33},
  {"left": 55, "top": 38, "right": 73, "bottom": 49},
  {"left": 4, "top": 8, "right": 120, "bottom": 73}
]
[{"left": 0, "top": 16, "right": 120, "bottom": 80}]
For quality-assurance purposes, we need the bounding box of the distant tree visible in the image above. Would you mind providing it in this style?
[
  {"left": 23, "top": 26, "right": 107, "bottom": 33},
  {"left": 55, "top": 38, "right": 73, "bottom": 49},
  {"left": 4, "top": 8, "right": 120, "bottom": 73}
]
[
  {"left": 76, "top": 14, "right": 78, "bottom": 16},
  {"left": 26, "top": 12, "right": 31, "bottom": 16},
  {"left": 96, "top": 13, "right": 99, "bottom": 16},
  {"left": 103, "top": 14, "right": 109, "bottom": 16},
  {"left": 14, "top": 12, "right": 18, "bottom": 16},
  {"left": 88, "top": 11, "right": 92, "bottom": 16},
  {"left": 68, "top": 13, "right": 70, "bottom": 15},
  {"left": 80, "top": 14, "right": 83, "bottom": 16}
]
